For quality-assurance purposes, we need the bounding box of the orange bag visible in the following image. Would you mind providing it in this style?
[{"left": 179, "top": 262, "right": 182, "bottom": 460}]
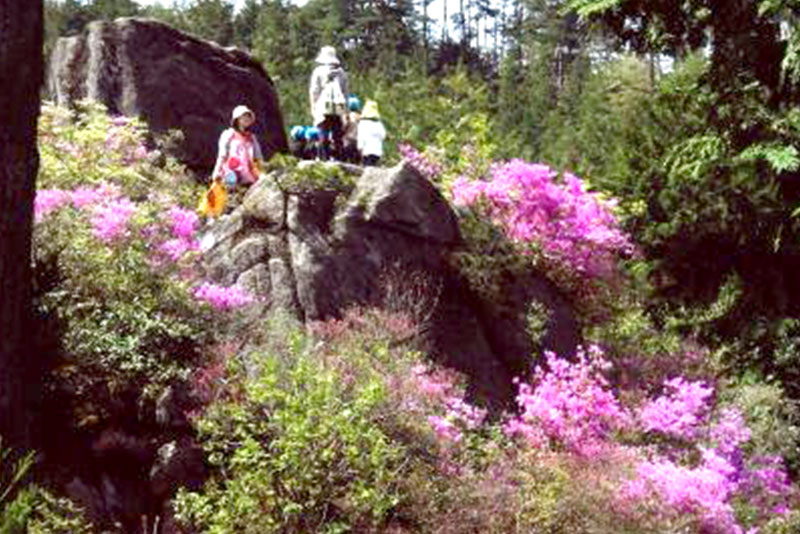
[{"left": 197, "top": 179, "right": 227, "bottom": 218}]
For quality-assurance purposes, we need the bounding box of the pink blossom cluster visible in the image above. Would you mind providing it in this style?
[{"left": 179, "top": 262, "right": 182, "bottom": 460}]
[
  {"left": 411, "top": 364, "right": 487, "bottom": 443},
  {"left": 90, "top": 197, "right": 138, "bottom": 243},
  {"left": 71, "top": 183, "right": 122, "bottom": 208},
  {"left": 166, "top": 206, "right": 199, "bottom": 239},
  {"left": 626, "top": 405, "right": 794, "bottom": 533},
  {"left": 462, "top": 343, "right": 795, "bottom": 532},
  {"left": 156, "top": 206, "right": 200, "bottom": 261},
  {"left": 34, "top": 183, "right": 122, "bottom": 223},
  {"left": 34, "top": 189, "right": 73, "bottom": 222},
  {"left": 629, "top": 448, "right": 742, "bottom": 533},
  {"left": 446, "top": 396, "right": 487, "bottom": 430},
  {"left": 637, "top": 377, "right": 715, "bottom": 440},
  {"left": 35, "top": 184, "right": 136, "bottom": 242},
  {"left": 192, "top": 282, "right": 255, "bottom": 310},
  {"left": 451, "top": 160, "right": 633, "bottom": 279},
  {"left": 740, "top": 455, "right": 795, "bottom": 519},
  {"left": 708, "top": 408, "right": 751, "bottom": 455},
  {"left": 398, "top": 143, "right": 443, "bottom": 180},
  {"left": 428, "top": 415, "right": 463, "bottom": 443},
  {"left": 157, "top": 238, "right": 199, "bottom": 262},
  {"left": 411, "top": 364, "right": 458, "bottom": 399},
  {"left": 504, "top": 346, "right": 630, "bottom": 456}
]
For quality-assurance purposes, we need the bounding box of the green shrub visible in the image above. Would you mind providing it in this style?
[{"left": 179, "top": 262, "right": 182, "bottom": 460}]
[
  {"left": 174, "top": 322, "right": 410, "bottom": 534},
  {"left": 720, "top": 375, "right": 800, "bottom": 473},
  {"left": 38, "top": 101, "right": 194, "bottom": 203},
  {"left": 27, "top": 490, "right": 95, "bottom": 534}
]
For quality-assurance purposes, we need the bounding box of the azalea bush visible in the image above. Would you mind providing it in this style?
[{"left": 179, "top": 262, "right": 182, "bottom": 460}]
[
  {"left": 33, "top": 102, "right": 256, "bottom": 432},
  {"left": 452, "top": 160, "right": 633, "bottom": 282},
  {"left": 172, "top": 300, "right": 800, "bottom": 534}
]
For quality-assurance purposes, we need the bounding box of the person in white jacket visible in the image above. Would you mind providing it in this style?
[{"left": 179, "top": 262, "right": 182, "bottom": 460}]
[
  {"left": 309, "top": 46, "right": 349, "bottom": 160},
  {"left": 357, "top": 100, "right": 386, "bottom": 166}
]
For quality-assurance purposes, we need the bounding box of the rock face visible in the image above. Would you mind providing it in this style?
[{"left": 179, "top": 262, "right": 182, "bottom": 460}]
[
  {"left": 47, "top": 17, "right": 288, "bottom": 172},
  {"left": 203, "top": 160, "right": 580, "bottom": 404}
]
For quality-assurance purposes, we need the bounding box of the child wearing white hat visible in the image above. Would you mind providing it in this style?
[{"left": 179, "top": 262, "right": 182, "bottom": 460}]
[{"left": 212, "top": 105, "right": 264, "bottom": 186}]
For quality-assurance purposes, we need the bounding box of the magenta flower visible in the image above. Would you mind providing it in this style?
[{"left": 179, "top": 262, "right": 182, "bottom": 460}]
[
  {"left": 71, "top": 183, "right": 121, "bottom": 208},
  {"left": 451, "top": 161, "right": 633, "bottom": 279},
  {"left": 90, "top": 197, "right": 137, "bottom": 243},
  {"left": 428, "top": 415, "right": 462, "bottom": 443},
  {"left": 504, "top": 346, "right": 631, "bottom": 456},
  {"left": 411, "top": 364, "right": 457, "bottom": 399},
  {"left": 193, "top": 282, "right": 255, "bottom": 310},
  {"left": 165, "top": 206, "right": 199, "bottom": 239},
  {"left": 638, "top": 377, "right": 714, "bottom": 440},
  {"left": 398, "top": 143, "right": 443, "bottom": 180},
  {"left": 445, "top": 396, "right": 487, "bottom": 430},
  {"left": 709, "top": 408, "right": 751, "bottom": 455},
  {"left": 158, "top": 238, "right": 199, "bottom": 262},
  {"left": 34, "top": 189, "right": 72, "bottom": 222},
  {"left": 631, "top": 451, "right": 740, "bottom": 533}
]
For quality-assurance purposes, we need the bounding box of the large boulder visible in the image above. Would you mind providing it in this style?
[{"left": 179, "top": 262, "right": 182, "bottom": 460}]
[
  {"left": 47, "top": 17, "right": 287, "bottom": 173},
  {"left": 202, "top": 160, "right": 580, "bottom": 405}
]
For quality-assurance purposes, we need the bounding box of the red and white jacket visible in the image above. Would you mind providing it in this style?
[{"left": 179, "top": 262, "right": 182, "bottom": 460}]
[{"left": 212, "top": 128, "right": 264, "bottom": 185}]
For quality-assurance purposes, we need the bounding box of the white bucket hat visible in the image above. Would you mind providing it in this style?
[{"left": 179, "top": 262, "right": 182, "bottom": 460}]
[
  {"left": 315, "top": 45, "right": 340, "bottom": 65},
  {"left": 230, "top": 105, "right": 255, "bottom": 126}
]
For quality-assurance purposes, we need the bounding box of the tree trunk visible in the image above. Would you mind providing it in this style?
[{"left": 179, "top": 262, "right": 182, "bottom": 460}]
[
  {"left": 0, "top": 0, "right": 43, "bottom": 449},
  {"left": 442, "top": 0, "right": 447, "bottom": 40},
  {"left": 422, "top": 0, "right": 428, "bottom": 66}
]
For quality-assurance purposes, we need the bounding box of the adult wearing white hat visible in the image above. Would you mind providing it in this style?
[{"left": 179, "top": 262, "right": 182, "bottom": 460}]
[
  {"left": 309, "top": 45, "right": 349, "bottom": 160},
  {"left": 212, "top": 105, "right": 264, "bottom": 186}
]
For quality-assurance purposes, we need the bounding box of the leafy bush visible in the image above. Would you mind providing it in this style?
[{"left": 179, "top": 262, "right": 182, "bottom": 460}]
[
  {"left": 33, "top": 102, "right": 252, "bottom": 432},
  {"left": 174, "top": 312, "right": 419, "bottom": 534},
  {"left": 26, "top": 490, "right": 95, "bottom": 534},
  {"left": 720, "top": 376, "right": 800, "bottom": 474},
  {"left": 0, "top": 441, "right": 36, "bottom": 534}
]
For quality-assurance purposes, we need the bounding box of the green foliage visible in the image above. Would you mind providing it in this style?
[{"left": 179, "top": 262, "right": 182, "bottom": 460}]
[
  {"left": 720, "top": 375, "right": 800, "bottom": 472},
  {"left": 0, "top": 488, "right": 36, "bottom": 534},
  {"left": 566, "top": 0, "right": 623, "bottom": 17},
  {"left": 39, "top": 101, "right": 193, "bottom": 203},
  {"left": 739, "top": 143, "right": 800, "bottom": 174},
  {"left": 525, "top": 299, "right": 552, "bottom": 348},
  {"left": 174, "top": 318, "right": 410, "bottom": 534},
  {"left": 273, "top": 160, "right": 355, "bottom": 193},
  {"left": 536, "top": 55, "right": 654, "bottom": 190},
  {"left": 36, "top": 207, "right": 210, "bottom": 384},
  {"left": 0, "top": 440, "right": 36, "bottom": 534},
  {"left": 27, "top": 490, "right": 95, "bottom": 534},
  {"left": 762, "top": 511, "right": 800, "bottom": 534}
]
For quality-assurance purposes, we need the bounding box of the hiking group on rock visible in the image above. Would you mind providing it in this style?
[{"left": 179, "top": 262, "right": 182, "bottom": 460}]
[
  {"left": 295, "top": 45, "right": 386, "bottom": 166},
  {"left": 201, "top": 46, "right": 386, "bottom": 219},
  {"left": 213, "top": 46, "right": 385, "bottom": 186}
]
